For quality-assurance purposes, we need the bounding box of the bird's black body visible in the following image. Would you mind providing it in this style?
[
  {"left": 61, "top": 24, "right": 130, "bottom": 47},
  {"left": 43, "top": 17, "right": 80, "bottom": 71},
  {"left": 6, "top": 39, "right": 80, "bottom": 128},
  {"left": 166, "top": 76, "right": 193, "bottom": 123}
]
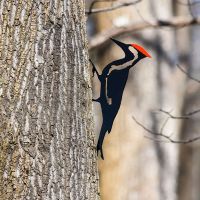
[{"left": 91, "top": 38, "right": 150, "bottom": 159}]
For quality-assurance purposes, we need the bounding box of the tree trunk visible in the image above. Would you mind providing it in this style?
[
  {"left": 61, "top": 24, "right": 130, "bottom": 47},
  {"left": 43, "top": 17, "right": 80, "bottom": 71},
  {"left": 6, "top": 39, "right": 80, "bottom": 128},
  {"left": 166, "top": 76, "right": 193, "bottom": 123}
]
[
  {"left": 177, "top": 1, "right": 200, "bottom": 200},
  {"left": 0, "top": 0, "right": 99, "bottom": 199}
]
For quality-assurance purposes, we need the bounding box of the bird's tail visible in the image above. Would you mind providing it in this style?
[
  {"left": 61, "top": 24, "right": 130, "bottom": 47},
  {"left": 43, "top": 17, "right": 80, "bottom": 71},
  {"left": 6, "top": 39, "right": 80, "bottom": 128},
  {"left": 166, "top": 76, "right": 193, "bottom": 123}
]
[
  {"left": 97, "top": 143, "right": 104, "bottom": 160},
  {"left": 107, "top": 122, "right": 113, "bottom": 133},
  {"left": 107, "top": 117, "right": 116, "bottom": 133},
  {"left": 97, "top": 125, "right": 108, "bottom": 160}
]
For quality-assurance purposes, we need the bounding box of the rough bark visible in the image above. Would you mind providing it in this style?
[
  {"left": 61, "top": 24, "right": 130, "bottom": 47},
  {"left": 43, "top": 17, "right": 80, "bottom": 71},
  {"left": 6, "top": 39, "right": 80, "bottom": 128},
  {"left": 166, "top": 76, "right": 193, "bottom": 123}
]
[{"left": 0, "top": 0, "right": 99, "bottom": 199}]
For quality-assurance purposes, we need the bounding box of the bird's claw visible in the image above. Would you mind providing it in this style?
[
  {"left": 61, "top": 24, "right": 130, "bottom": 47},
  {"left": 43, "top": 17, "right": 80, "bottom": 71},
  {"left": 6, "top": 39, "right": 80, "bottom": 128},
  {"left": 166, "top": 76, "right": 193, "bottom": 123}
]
[
  {"left": 92, "top": 98, "right": 100, "bottom": 102},
  {"left": 89, "top": 59, "right": 101, "bottom": 79}
]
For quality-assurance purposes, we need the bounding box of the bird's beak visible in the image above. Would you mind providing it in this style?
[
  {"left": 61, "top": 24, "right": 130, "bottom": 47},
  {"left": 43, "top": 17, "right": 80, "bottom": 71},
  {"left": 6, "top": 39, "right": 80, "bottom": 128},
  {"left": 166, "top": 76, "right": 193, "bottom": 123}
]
[
  {"left": 131, "top": 43, "right": 152, "bottom": 58},
  {"left": 110, "top": 38, "right": 128, "bottom": 50}
]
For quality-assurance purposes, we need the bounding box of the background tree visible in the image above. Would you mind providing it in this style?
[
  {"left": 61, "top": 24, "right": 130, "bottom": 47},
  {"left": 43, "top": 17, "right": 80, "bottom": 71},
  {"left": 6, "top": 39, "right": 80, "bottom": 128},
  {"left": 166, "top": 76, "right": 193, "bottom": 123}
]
[{"left": 0, "top": 0, "right": 99, "bottom": 199}]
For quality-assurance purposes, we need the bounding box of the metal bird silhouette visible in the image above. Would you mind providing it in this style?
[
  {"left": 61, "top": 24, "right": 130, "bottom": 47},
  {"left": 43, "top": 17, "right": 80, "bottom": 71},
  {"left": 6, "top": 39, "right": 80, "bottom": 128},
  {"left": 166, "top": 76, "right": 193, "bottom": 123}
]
[{"left": 91, "top": 38, "right": 151, "bottom": 159}]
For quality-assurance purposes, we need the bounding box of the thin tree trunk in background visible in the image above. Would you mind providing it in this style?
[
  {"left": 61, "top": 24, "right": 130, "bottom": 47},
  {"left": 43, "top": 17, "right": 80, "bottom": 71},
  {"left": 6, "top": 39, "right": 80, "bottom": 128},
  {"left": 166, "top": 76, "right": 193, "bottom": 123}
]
[
  {"left": 177, "top": 1, "right": 200, "bottom": 200},
  {"left": 0, "top": 1, "right": 99, "bottom": 199},
  {"left": 150, "top": 1, "right": 182, "bottom": 200}
]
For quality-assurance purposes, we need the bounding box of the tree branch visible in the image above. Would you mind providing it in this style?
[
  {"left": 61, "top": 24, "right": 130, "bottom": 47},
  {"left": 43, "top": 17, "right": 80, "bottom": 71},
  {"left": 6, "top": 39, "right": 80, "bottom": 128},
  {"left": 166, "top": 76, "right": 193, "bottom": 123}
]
[
  {"left": 176, "top": 64, "right": 200, "bottom": 83},
  {"left": 158, "top": 108, "right": 200, "bottom": 118},
  {"left": 186, "top": 108, "right": 200, "bottom": 116},
  {"left": 132, "top": 115, "right": 200, "bottom": 144},
  {"left": 86, "top": 0, "right": 142, "bottom": 15},
  {"left": 158, "top": 109, "right": 190, "bottom": 119},
  {"left": 89, "top": 16, "right": 200, "bottom": 50}
]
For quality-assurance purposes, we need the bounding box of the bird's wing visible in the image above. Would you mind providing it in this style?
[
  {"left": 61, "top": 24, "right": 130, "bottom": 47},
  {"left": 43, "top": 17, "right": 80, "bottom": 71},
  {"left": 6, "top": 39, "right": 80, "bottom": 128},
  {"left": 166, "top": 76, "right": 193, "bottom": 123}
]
[
  {"left": 105, "top": 69, "right": 129, "bottom": 134},
  {"left": 107, "top": 69, "right": 129, "bottom": 100}
]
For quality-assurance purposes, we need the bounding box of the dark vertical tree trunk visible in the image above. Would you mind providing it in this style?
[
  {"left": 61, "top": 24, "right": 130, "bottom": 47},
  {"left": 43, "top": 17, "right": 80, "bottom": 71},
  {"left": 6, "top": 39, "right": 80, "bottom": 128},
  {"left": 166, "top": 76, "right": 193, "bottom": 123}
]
[
  {"left": 0, "top": 0, "right": 99, "bottom": 199},
  {"left": 177, "top": 1, "right": 200, "bottom": 199}
]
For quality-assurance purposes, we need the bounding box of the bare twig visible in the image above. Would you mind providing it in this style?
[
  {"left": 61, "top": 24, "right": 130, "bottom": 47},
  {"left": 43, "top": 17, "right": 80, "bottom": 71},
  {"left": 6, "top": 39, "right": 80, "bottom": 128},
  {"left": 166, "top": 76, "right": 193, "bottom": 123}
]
[
  {"left": 158, "top": 107, "right": 200, "bottom": 120},
  {"left": 186, "top": 109, "right": 200, "bottom": 116},
  {"left": 132, "top": 115, "right": 200, "bottom": 143},
  {"left": 160, "top": 117, "right": 170, "bottom": 133},
  {"left": 134, "top": 4, "right": 155, "bottom": 28},
  {"left": 86, "top": 0, "right": 142, "bottom": 15},
  {"left": 159, "top": 109, "right": 190, "bottom": 119},
  {"left": 176, "top": 64, "right": 200, "bottom": 83},
  {"left": 89, "top": 16, "right": 200, "bottom": 50},
  {"left": 87, "top": 0, "right": 115, "bottom": 15},
  {"left": 144, "top": 135, "right": 168, "bottom": 143}
]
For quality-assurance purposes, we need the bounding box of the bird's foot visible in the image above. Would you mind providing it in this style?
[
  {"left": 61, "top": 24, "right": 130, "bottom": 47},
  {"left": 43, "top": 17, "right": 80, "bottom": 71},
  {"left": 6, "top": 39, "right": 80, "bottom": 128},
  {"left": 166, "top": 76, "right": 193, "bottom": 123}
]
[
  {"left": 89, "top": 59, "right": 100, "bottom": 78},
  {"left": 92, "top": 98, "right": 100, "bottom": 102}
]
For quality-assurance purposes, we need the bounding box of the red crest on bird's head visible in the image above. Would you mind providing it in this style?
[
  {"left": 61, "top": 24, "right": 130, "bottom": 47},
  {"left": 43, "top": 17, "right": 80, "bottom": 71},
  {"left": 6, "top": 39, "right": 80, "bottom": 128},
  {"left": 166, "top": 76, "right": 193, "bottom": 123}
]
[{"left": 131, "top": 43, "right": 151, "bottom": 58}]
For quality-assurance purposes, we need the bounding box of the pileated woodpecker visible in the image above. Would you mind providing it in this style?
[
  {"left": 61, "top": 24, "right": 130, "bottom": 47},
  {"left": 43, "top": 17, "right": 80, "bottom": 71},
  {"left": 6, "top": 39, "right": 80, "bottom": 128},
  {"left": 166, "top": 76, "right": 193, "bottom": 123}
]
[{"left": 91, "top": 38, "right": 151, "bottom": 159}]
